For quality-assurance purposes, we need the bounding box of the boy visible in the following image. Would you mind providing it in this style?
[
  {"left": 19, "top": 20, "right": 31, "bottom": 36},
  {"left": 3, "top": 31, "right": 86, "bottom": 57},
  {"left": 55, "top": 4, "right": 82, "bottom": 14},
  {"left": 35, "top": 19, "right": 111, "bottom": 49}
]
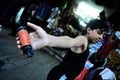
[{"left": 17, "top": 19, "right": 108, "bottom": 80}]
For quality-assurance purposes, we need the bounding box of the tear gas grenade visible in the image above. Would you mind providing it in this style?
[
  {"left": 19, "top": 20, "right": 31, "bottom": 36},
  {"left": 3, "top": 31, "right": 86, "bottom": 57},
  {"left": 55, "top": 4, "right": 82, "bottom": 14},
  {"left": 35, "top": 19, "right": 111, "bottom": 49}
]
[{"left": 17, "top": 26, "right": 34, "bottom": 57}]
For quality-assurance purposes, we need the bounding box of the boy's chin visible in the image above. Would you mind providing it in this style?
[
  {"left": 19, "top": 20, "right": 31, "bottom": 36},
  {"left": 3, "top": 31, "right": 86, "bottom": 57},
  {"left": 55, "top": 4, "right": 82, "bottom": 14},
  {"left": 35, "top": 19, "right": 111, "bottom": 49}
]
[
  {"left": 92, "top": 41, "right": 98, "bottom": 44},
  {"left": 89, "top": 40, "right": 96, "bottom": 44}
]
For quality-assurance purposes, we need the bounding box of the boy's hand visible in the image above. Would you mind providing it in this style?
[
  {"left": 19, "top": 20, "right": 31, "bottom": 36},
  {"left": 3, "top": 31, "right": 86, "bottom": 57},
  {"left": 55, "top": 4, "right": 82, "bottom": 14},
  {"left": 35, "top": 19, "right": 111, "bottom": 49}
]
[{"left": 16, "top": 22, "right": 49, "bottom": 50}]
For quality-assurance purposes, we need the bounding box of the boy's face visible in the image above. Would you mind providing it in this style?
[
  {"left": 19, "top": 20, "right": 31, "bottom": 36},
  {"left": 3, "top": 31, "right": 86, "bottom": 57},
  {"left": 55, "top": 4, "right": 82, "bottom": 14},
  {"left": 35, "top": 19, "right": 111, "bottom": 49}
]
[{"left": 87, "top": 28, "right": 105, "bottom": 43}]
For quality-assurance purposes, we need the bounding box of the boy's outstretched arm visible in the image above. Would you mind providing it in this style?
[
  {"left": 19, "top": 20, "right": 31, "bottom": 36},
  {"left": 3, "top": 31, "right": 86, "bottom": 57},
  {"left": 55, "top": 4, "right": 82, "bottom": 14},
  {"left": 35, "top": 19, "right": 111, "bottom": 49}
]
[{"left": 17, "top": 22, "right": 87, "bottom": 53}]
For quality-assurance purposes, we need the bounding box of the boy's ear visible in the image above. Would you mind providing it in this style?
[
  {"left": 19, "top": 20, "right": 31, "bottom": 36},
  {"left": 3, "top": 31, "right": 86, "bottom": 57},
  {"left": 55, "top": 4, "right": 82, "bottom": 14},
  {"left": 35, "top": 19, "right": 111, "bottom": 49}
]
[{"left": 87, "top": 27, "right": 91, "bottom": 34}]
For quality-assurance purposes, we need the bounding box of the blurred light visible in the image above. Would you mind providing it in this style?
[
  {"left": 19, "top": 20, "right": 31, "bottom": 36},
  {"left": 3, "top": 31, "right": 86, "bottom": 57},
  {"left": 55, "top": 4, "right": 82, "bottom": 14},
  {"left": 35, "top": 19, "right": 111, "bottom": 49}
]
[
  {"left": 74, "top": 1, "right": 103, "bottom": 29},
  {"left": 75, "top": 1, "right": 103, "bottom": 19},
  {"left": 80, "top": 20, "right": 86, "bottom": 27}
]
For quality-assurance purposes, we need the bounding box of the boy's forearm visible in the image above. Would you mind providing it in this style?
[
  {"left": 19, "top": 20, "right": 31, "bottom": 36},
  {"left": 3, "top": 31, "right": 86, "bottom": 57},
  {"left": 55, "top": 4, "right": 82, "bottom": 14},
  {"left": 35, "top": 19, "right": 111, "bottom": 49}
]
[{"left": 47, "top": 34, "right": 74, "bottom": 48}]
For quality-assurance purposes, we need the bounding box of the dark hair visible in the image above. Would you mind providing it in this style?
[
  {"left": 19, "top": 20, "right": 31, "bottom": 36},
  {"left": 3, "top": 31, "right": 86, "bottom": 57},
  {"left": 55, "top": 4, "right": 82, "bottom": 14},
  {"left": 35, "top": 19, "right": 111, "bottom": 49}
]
[
  {"left": 87, "top": 19, "right": 107, "bottom": 30},
  {"left": 82, "top": 19, "right": 108, "bottom": 35}
]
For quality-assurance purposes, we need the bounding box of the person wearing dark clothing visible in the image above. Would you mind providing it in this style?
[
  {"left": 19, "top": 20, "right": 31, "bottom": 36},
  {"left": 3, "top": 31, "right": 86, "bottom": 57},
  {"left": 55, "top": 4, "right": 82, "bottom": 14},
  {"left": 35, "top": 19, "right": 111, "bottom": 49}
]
[
  {"left": 16, "top": 19, "right": 108, "bottom": 80},
  {"left": 75, "top": 0, "right": 120, "bottom": 80},
  {"left": 0, "top": 0, "right": 10, "bottom": 15},
  {"left": 48, "top": 48, "right": 89, "bottom": 80},
  {"left": 0, "top": 0, "right": 24, "bottom": 26},
  {"left": 0, "top": 0, "right": 24, "bottom": 36}
]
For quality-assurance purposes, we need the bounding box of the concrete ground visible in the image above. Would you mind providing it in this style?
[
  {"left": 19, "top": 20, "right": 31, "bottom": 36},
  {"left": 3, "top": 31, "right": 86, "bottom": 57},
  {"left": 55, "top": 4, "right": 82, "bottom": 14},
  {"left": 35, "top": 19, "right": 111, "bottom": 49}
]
[{"left": 0, "top": 26, "right": 66, "bottom": 80}]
